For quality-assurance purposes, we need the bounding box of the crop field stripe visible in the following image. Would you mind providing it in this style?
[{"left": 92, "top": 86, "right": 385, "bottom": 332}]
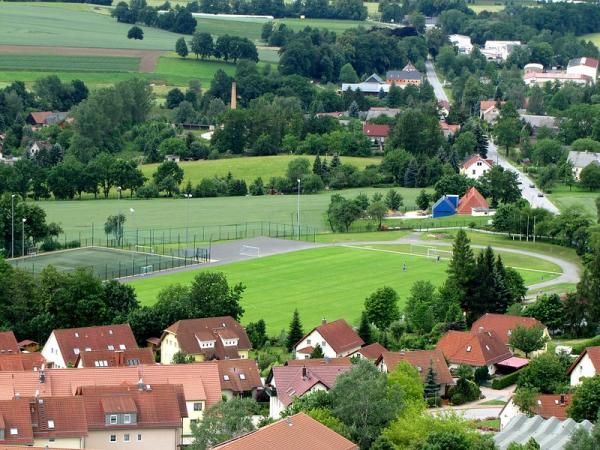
[{"left": 0, "top": 54, "right": 141, "bottom": 73}]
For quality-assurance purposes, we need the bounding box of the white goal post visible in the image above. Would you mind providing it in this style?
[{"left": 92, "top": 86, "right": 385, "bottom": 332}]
[
  {"left": 140, "top": 265, "right": 154, "bottom": 275},
  {"left": 240, "top": 245, "right": 260, "bottom": 257},
  {"left": 427, "top": 247, "right": 453, "bottom": 259},
  {"left": 135, "top": 245, "right": 155, "bottom": 254}
]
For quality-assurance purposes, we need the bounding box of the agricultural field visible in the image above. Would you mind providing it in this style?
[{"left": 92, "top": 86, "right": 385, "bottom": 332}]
[
  {"left": 581, "top": 33, "right": 600, "bottom": 47},
  {"left": 129, "top": 243, "right": 562, "bottom": 334},
  {"left": 35, "top": 186, "right": 428, "bottom": 238},
  {"left": 0, "top": 54, "right": 140, "bottom": 72},
  {"left": 140, "top": 155, "right": 382, "bottom": 185},
  {"left": 547, "top": 185, "right": 599, "bottom": 220}
]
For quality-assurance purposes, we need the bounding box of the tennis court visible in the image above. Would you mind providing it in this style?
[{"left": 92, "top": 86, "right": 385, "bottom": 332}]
[{"left": 8, "top": 246, "right": 203, "bottom": 280}]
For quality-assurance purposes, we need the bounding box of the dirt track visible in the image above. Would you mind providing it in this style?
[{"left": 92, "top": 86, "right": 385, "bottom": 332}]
[{"left": 0, "top": 44, "right": 165, "bottom": 72}]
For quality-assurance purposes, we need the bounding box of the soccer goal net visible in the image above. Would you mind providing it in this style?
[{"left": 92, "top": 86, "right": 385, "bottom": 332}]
[
  {"left": 427, "top": 248, "right": 453, "bottom": 259},
  {"left": 240, "top": 245, "right": 260, "bottom": 257},
  {"left": 135, "top": 245, "right": 155, "bottom": 254},
  {"left": 139, "top": 264, "right": 154, "bottom": 275}
]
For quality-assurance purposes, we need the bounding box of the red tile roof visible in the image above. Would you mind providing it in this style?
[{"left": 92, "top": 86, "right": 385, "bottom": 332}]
[
  {"left": 212, "top": 413, "right": 358, "bottom": 450},
  {"left": 471, "top": 313, "right": 546, "bottom": 346},
  {"left": 461, "top": 154, "right": 493, "bottom": 170},
  {"left": 296, "top": 320, "right": 364, "bottom": 355},
  {"left": 567, "top": 346, "right": 600, "bottom": 375},
  {"left": 362, "top": 123, "right": 390, "bottom": 138},
  {"left": 436, "top": 329, "right": 512, "bottom": 367},
  {"left": 0, "top": 399, "right": 34, "bottom": 445},
  {"left": 376, "top": 350, "right": 454, "bottom": 385},
  {"left": 350, "top": 343, "right": 387, "bottom": 361},
  {"left": 217, "top": 359, "right": 262, "bottom": 394},
  {"left": 0, "top": 353, "right": 45, "bottom": 372},
  {"left": 77, "top": 384, "right": 186, "bottom": 430},
  {"left": 530, "top": 394, "right": 571, "bottom": 420},
  {"left": 0, "top": 332, "right": 20, "bottom": 354},
  {"left": 163, "top": 317, "right": 251, "bottom": 360},
  {"left": 30, "top": 396, "right": 88, "bottom": 440},
  {"left": 27, "top": 112, "right": 53, "bottom": 125},
  {"left": 270, "top": 364, "right": 353, "bottom": 407},
  {"left": 52, "top": 324, "right": 138, "bottom": 367},
  {"left": 296, "top": 346, "right": 314, "bottom": 354},
  {"left": 439, "top": 121, "right": 460, "bottom": 133},
  {"left": 480, "top": 100, "right": 505, "bottom": 114},
  {"left": 286, "top": 358, "right": 352, "bottom": 367},
  {"left": 457, "top": 186, "right": 489, "bottom": 214},
  {"left": 76, "top": 348, "right": 155, "bottom": 368}
]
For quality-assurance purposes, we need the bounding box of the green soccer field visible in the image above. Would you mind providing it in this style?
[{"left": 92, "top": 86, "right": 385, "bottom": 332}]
[
  {"left": 8, "top": 246, "right": 197, "bottom": 279},
  {"left": 129, "top": 244, "right": 562, "bottom": 335}
]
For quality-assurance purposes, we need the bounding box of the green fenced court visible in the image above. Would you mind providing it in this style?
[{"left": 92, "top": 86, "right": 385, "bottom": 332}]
[{"left": 8, "top": 246, "right": 206, "bottom": 280}]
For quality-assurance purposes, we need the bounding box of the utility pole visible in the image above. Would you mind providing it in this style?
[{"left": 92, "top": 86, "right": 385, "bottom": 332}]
[
  {"left": 10, "top": 194, "right": 15, "bottom": 258},
  {"left": 185, "top": 193, "right": 192, "bottom": 245},
  {"left": 533, "top": 215, "right": 536, "bottom": 243},
  {"left": 117, "top": 186, "right": 122, "bottom": 247},
  {"left": 21, "top": 218, "right": 26, "bottom": 257},
  {"left": 297, "top": 179, "right": 301, "bottom": 239},
  {"left": 526, "top": 215, "right": 530, "bottom": 242}
]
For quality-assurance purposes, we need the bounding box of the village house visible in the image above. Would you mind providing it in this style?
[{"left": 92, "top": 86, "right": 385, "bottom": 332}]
[
  {"left": 0, "top": 331, "right": 21, "bottom": 354},
  {"left": 568, "top": 57, "right": 599, "bottom": 81},
  {"left": 568, "top": 346, "right": 600, "bottom": 386},
  {"left": 212, "top": 412, "right": 359, "bottom": 450},
  {"left": 349, "top": 342, "right": 387, "bottom": 361},
  {"left": 471, "top": 313, "right": 549, "bottom": 355},
  {"left": 0, "top": 352, "right": 45, "bottom": 371},
  {"left": 500, "top": 394, "right": 572, "bottom": 429},
  {"left": 365, "top": 107, "right": 400, "bottom": 121},
  {"left": 480, "top": 100, "right": 505, "bottom": 123},
  {"left": 18, "top": 339, "right": 40, "bottom": 353},
  {"left": 26, "top": 140, "right": 53, "bottom": 158},
  {"left": 266, "top": 362, "right": 353, "bottom": 418},
  {"left": 456, "top": 187, "right": 491, "bottom": 216},
  {"left": 439, "top": 120, "right": 460, "bottom": 138},
  {"left": 42, "top": 324, "right": 138, "bottom": 368},
  {"left": 285, "top": 357, "right": 351, "bottom": 366},
  {"left": 341, "top": 73, "right": 390, "bottom": 95},
  {"left": 160, "top": 316, "right": 251, "bottom": 364},
  {"left": 363, "top": 123, "right": 390, "bottom": 149},
  {"left": 460, "top": 154, "right": 494, "bottom": 180},
  {"left": 376, "top": 350, "right": 454, "bottom": 396},
  {"left": 568, "top": 151, "right": 600, "bottom": 180},
  {"left": 76, "top": 348, "right": 155, "bottom": 368},
  {"left": 431, "top": 194, "right": 459, "bottom": 218},
  {"left": 438, "top": 100, "right": 450, "bottom": 118},
  {"left": 26, "top": 111, "right": 69, "bottom": 130},
  {"left": 293, "top": 319, "right": 364, "bottom": 360},
  {"left": 216, "top": 359, "right": 263, "bottom": 399},
  {"left": 448, "top": 34, "right": 473, "bottom": 54},
  {"left": 481, "top": 41, "right": 521, "bottom": 61},
  {"left": 385, "top": 63, "right": 423, "bottom": 87}
]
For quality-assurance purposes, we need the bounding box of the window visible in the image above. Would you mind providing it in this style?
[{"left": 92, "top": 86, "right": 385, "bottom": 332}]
[
  {"left": 223, "top": 375, "right": 230, "bottom": 381},
  {"left": 85, "top": 347, "right": 91, "bottom": 352},
  {"left": 477, "top": 161, "right": 482, "bottom": 166},
  {"left": 109, "top": 329, "right": 113, "bottom": 335},
  {"left": 126, "top": 358, "right": 140, "bottom": 366},
  {"left": 110, "top": 415, "right": 118, "bottom": 424},
  {"left": 190, "top": 419, "right": 199, "bottom": 426},
  {"left": 95, "top": 360, "right": 108, "bottom": 367},
  {"left": 73, "top": 348, "right": 80, "bottom": 355},
  {"left": 110, "top": 435, "right": 117, "bottom": 443},
  {"left": 49, "top": 438, "right": 55, "bottom": 442},
  {"left": 239, "top": 374, "right": 246, "bottom": 380},
  {"left": 472, "top": 169, "right": 476, "bottom": 175},
  {"left": 119, "top": 344, "right": 126, "bottom": 350},
  {"left": 107, "top": 345, "right": 115, "bottom": 351},
  {"left": 10, "top": 428, "right": 17, "bottom": 435},
  {"left": 137, "top": 434, "right": 142, "bottom": 442},
  {"left": 75, "top": 332, "right": 79, "bottom": 338},
  {"left": 124, "top": 414, "right": 131, "bottom": 424},
  {"left": 193, "top": 402, "right": 203, "bottom": 411},
  {"left": 321, "top": 341, "right": 326, "bottom": 347},
  {"left": 124, "top": 434, "right": 130, "bottom": 442},
  {"left": 466, "top": 346, "right": 472, "bottom": 352},
  {"left": 47, "top": 420, "right": 55, "bottom": 429}
]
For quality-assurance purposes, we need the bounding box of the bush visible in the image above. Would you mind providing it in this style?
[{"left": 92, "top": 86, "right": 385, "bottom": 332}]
[
  {"left": 40, "top": 239, "right": 62, "bottom": 252},
  {"left": 450, "top": 393, "right": 465, "bottom": 405},
  {"left": 136, "top": 183, "right": 160, "bottom": 198},
  {"left": 572, "top": 336, "right": 600, "bottom": 355},
  {"left": 474, "top": 366, "right": 490, "bottom": 385},
  {"left": 491, "top": 369, "right": 522, "bottom": 390},
  {"left": 427, "top": 397, "right": 442, "bottom": 408}
]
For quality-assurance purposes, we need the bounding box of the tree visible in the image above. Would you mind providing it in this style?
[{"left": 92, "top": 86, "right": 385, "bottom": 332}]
[
  {"left": 165, "top": 88, "right": 185, "bottom": 109},
  {"left": 327, "top": 194, "right": 362, "bottom": 232},
  {"left": 494, "top": 104, "right": 521, "bottom": 156},
  {"left": 509, "top": 325, "right": 548, "bottom": 358},
  {"left": 153, "top": 161, "right": 184, "bottom": 196},
  {"left": 127, "top": 26, "right": 144, "bottom": 40},
  {"left": 358, "top": 310, "right": 373, "bottom": 345},
  {"left": 172, "top": 351, "right": 194, "bottom": 364},
  {"left": 104, "top": 213, "right": 126, "bottom": 246},
  {"left": 286, "top": 309, "right": 304, "bottom": 352},
  {"left": 311, "top": 343, "right": 325, "bottom": 358},
  {"left": 175, "top": 37, "right": 189, "bottom": 57},
  {"left": 385, "top": 190, "right": 403, "bottom": 211},
  {"left": 388, "top": 361, "right": 426, "bottom": 410},
  {"left": 480, "top": 165, "right": 521, "bottom": 207},
  {"left": 188, "top": 272, "right": 245, "bottom": 321},
  {"left": 524, "top": 294, "right": 565, "bottom": 333},
  {"left": 364, "top": 287, "right": 400, "bottom": 330},
  {"left": 580, "top": 163, "right": 600, "bottom": 191},
  {"left": 532, "top": 139, "right": 566, "bottom": 166},
  {"left": 330, "top": 360, "right": 404, "bottom": 449},
  {"left": 367, "top": 201, "right": 387, "bottom": 230},
  {"left": 445, "top": 229, "right": 476, "bottom": 317},
  {"left": 508, "top": 438, "right": 541, "bottom": 450},
  {"left": 424, "top": 362, "right": 441, "bottom": 404},
  {"left": 339, "top": 63, "right": 359, "bottom": 83},
  {"left": 513, "top": 386, "right": 539, "bottom": 416},
  {"left": 416, "top": 190, "right": 431, "bottom": 211},
  {"left": 518, "top": 353, "right": 570, "bottom": 394},
  {"left": 568, "top": 375, "right": 600, "bottom": 422},
  {"left": 189, "top": 398, "right": 257, "bottom": 450},
  {"left": 246, "top": 320, "right": 267, "bottom": 349},
  {"left": 190, "top": 32, "right": 214, "bottom": 59},
  {"left": 404, "top": 280, "right": 436, "bottom": 335}
]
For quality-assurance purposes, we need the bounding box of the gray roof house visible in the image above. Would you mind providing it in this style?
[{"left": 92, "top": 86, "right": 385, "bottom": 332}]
[
  {"left": 568, "top": 151, "right": 600, "bottom": 179},
  {"left": 519, "top": 113, "right": 558, "bottom": 130},
  {"left": 341, "top": 73, "right": 390, "bottom": 95},
  {"left": 495, "top": 414, "right": 593, "bottom": 450}
]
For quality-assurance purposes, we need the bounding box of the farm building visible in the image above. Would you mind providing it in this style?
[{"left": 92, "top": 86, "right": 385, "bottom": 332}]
[
  {"left": 431, "top": 195, "right": 459, "bottom": 218},
  {"left": 456, "top": 187, "right": 489, "bottom": 215}
]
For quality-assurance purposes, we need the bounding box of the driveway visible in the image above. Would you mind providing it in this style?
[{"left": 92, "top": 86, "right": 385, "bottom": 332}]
[{"left": 425, "top": 59, "right": 449, "bottom": 103}]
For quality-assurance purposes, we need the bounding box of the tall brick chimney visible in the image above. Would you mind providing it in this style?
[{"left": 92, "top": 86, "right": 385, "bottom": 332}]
[{"left": 230, "top": 81, "right": 237, "bottom": 110}]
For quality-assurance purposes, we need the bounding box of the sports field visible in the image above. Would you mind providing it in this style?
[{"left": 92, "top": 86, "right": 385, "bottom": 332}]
[
  {"left": 141, "top": 155, "right": 382, "bottom": 185},
  {"left": 8, "top": 246, "right": 201, "bottom": 279},
  {"left": 547, "top": 185, "right": 598, "bottom": 220},
  {"left": 129, "top": 244, "right": 562, "bottom": 334}
]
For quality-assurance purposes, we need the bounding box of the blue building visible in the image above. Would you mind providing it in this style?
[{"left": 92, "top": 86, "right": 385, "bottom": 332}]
[{"left": 432, "top": 195, "right": 458, "bottom": 218}]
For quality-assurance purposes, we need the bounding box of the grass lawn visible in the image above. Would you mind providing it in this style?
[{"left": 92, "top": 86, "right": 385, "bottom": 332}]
[
  {"left": 547, "top": 184, "right": 599, "bottom": 220},
  {"left": 35, "top": 186, "right": 425, "bottom": 238},
  {"left": 129, "top": 244, "right": 561, "bottom": 334},
  {"left": 479, "top": 400, "right": 506, "bottom": 406},
  {"left": 0, "top": 54, "right": 140, "bottom": 72},
  {"left": 527, "top": 282, "right": 577, "bottom": 297},
  {"left": 476, "top": 418, "right": 500, "bottom": 430},
  {"left": 315, "top": 230, "right": 410, "bottom": 243},
  {"left": 582, "top": 33, "right": 600, "bottom": 47},
  {"left": 141, "top": 155, "right": 381, "bottom": 185}
]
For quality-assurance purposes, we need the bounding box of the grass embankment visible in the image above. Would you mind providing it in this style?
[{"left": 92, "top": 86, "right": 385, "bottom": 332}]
[{"left": 547, "top": 185, "right": 599, "bottom": 220}]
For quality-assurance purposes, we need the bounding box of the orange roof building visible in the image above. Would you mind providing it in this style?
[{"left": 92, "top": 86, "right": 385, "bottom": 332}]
[
  {"left": 349, "top": 342, "right": 387, "bottom": 361},
  {"left": 569, "top": 346, "right": 600, "bottom": 386},
  {"left": 216, "top": 359, "right": 262, "bottom": 398},
  {"left": 0, "top": 332, "right": 20, "bottom": 355},
  {"left": 456, "top": 186, "right": 490, "bottom": 215},
  {"left": 376, "top": 350, "right": 454, "bottom": 391},
  {"left": 471, "top": 313, "right": 548, "bottom": 347},
  {"left": 76, "top": 348, "right": 155, "bottom": 368},
  {"left": 294, "top": 319, "right": 364, "bottom": 360}
]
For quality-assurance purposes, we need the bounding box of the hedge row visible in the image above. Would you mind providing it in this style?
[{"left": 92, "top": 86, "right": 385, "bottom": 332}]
[
  {"left": 572, "top": 336, "right": 600, "bottom": 355},
  {"left": 491, "top": 369, "right": 523, "bottom": 390}
]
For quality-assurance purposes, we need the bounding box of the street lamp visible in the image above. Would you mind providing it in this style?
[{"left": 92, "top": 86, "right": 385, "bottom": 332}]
[
  {"left": 21, "top": 218, "right": 26, "bottom": 257},
  {"left": 117, "top": 186, "right": 122, "bottom": 247},
  {"left": 297, "top": 179, "right": 301, "bottom": 239},
  {"left": 10, "top": 194, "right": 15, "bottom": 258},
  {"left": 184, "top": 193, "right": 192, "bottom": 244}
]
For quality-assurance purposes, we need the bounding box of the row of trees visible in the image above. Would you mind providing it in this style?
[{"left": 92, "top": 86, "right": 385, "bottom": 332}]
[
  {"left": 112, "top": 0, "right": 197, "bottom": 34},
  {"left": 176, "top": 33, "right": 258, "bottom": 63}
]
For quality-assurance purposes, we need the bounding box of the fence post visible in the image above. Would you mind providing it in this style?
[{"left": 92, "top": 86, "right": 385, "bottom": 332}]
[{"left": 91, "top": 223, "right": 94, "bottom": 246}]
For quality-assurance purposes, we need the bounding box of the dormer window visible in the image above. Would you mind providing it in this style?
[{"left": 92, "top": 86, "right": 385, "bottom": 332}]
[
  {"left": 95, "top": 360, "right": 108, "bottom": 367},
  {"left": 124, "top": 414, "right": 132, "bottom": 424},
  {"left": 223, "top": 375, "right": 230, "bottom": 381},
  {"left": 119, "top": 344, "right": 126, "bottom": 350},
  {"left": 10, "top": 428, "right": 17, "bottom": 435},
  {"left": 48, "top": 420, "right": 55, "bottom": 429},
  {"left": 107, "top": 345, "right": 115, "bottom": 350},
  {"left": 466, "top": 346, "right": 472, "bottom": 352},
  {"left": 485, "top": 345, "right": 490, "bottom": 351},
  {"left": 85, "top": 347, "right": 91, "bottom": 352},
  {"left": 75, "top": 332, "right": 79, "bottom": 338},
  {"left": 240, "top": 374, "right": 246, "bottom": 380},
  {"left": 110, "top": 415, "right": 118, "bottom": 424},
  {"left": 109, "top": 329, "right": 113, "bottom": 335},
  {"left": 73, "top": 348, "right": 80, "bottom": 355}
]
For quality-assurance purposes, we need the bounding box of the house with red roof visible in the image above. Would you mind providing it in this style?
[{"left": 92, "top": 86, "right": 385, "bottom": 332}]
[
  {"left": 568, "top": 346, "right": 600, "bottom": 386},
  {"left": 500, "top": 394, "right": 571, "bottom": 429},
  {"left": 42, "top": 324, "right": 138, "bottom": 368},
  {"left": 216, "top": 359, "right": 263, "bottom": 399},
  {"left": 266, "top": 362, "right": 353, "bottom": 418},
  {"left": 212, "top": 413, "right": 358, "bottom": 450},
  {"left": 363, "top": 123, "right": 390, "bottom": 149},
  {"left": 376, "top": 350, "right": 454, "bottom": 396},
  {"left": 349, "top": 342, "right": 387, "bottom": 361},
  {"left": 480, "top": 100, "right": 505, "bottom": 123},
  {"left": 160, "top": 317, "right": 251, "bottom": 364},
  {"left": 0, "top": 331, "right": 20, "bottom": 355},
  {"left": 460, "top": 154, "right": 494, "bottom": 180},
  {"left": 0, "top": 353, "right": 45, "bottom": 372},
  {"left": 439, "top": 120, "right": 460, "bottom": 138},
  {"left": 286, "top": 357, "right": 352, "bottom": 367},
  {"left": 76, "top": 348, "right": 155, "bottom": 368},
  {"left": 456, "top": 187, "right": 490, "bottom": 216},
  {"left": 294, "top": 319, "right": 364, "bottom": 360},
  {"left": 26, "top": 112, "right": 68, "bottom": 130},
  {"left": 471, "top": 313, "right": 549, "bottom": 354}
]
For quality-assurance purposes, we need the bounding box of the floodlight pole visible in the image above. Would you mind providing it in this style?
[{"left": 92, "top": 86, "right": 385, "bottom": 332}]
[
  {"left": 297, "top": 179, "right": 301, "bottom": 239},
  {"left": 185, "top": 193, "right": 192, "bottom": 245},
  {"left": 21, "top": 218, "right": 26, "bottom": 257},
  {"left": 11, "top": 194, "right": 15, "bottom": 258},
  {"left": 117, "top": 186, "right": 122, "bottom": 247}
]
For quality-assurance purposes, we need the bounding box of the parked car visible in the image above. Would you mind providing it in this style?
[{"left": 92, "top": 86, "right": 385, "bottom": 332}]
[
  {"left": 537, "top": 192, "right": 544, "bottom": 197},
  {"left": 529, "top": 184, "right": 535, "bottom": 188}
]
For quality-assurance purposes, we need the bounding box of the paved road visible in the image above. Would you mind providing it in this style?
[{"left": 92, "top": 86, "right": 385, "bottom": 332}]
[
  {"left": 425, "top": 60, "right": 449, "bottom": 103},
  {"left": 487, "top": 140, "right": 560, "bottom": 214}
]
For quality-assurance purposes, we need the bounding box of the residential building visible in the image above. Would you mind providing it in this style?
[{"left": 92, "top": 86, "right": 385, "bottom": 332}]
[
  {"left": 376, "top": 350, "right": 454, "bottom": 396},
  {"left": 216, "top": 359, "right": 262, "bottom": 399},
  {"left": 480, "top": 100, "right": 505, "bottom": 123},
  {"left": 481, "top": 41, "right": 521, "bottom": 61},
  {"left": 439, "top": 120, "right": 460, "bottom": 138},
  {"left": 567, "top": 57, "right": 599, "bottom": 81},
  {"left": 341, "top": 73, "right": 390, "bottom": 95},
  {"left": 500, "top": 394, "right": 571, "bottom": 429},
  {"left": 456, "top": 187, "right": 490, "bottom": 215},
  {"left": 448, "top": 34, "right": 473, "bottom": 54},
  {"left": 568, "top": 346, "right": 600, "bottom": 386},
  {"left": 349, "top": 342, "right": 387, "bottom": 361},
  {"left": 524, "top": 70, "right": 593, "bottom": 87},
  {"left": 26, "top": 140, "right": 52, "bottom": 158},
  {"left": 211, "top": 412, "right": 358, "bottom": 450},
  {"left": 18, "top": 339, "right": 40, "bottom": 353},
  {"left": 519, "top": 113, "right": 558, "bottom": 134},
  {"left": 471, "top": 313, "right": 549, "bottom": 355},
  {"left": 436, "top": 329, "right": 514, "bottom": 374},
  {"left": 495, "top": 415, "right": 592, "bottom": 449},
  {"left": 568, "top": 151, "right": 600, "bottom": 180},
  {"left": 160, "top": 317, "right": 251, "bottom": 364},
  {"left": 438, "top": 100, "right": 450, "bottom": 118},
  {"left": 431, "top": 195, "right": 459, "bottom": 218},
  {"left": 26, "top": 112, "right": 69, "bottom": 130},
  {"left": 0, "top": 332, "right": 20, "bottom": 354},
  {"left": 42, "top": 324, "right": 138, "bottom": 368},
  {"left": 0, "top": 152, "right": 21, "bottom": 166},
  {"left": 0, "top": 399, "right": 35, "bottom": 446},
  {"left": 266, "top": 363, "right": 353, "bottom": 418},
  {"left": 385, "top": 63, "right": 423, "bottom": 86},
  {"left": 293, "top": 319, "right": 364, "bottom": 360},
  {"left": 461, "top": 154, "right": 494, "bottom": 180},
  {"left": 77, "top": 384, "right": 186, "bottom": 450},
  {"left": 365, "top": 107, "right": 400, "bottom": 121},
  {"left": 76, "top": 348, "right": 155, "bottom": 368},
  {"left": 0, "top": 353, "right": 45, "bottom": 371},
  {"left": 31, "top": 396, "right": 88, "bottom": 448},
  {"left": 363, "top": 123, "right": 390, "bottom": 148},
  {"left": 285, "top": 357, "right": 351, "bottom": 366}
]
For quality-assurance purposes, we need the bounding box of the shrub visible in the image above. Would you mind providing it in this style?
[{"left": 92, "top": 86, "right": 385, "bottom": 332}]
[
  {"left": 40, "top": 239, "right": 62, "bottom": 252},
  {"left": 136, "top": 183, "right": 160, "bottom": 198},
  {"left": 491, "top": 369, "right": 522, "bottom": 390},
  {"left": 427, "top": 397, "right": 442, "bottom": 408},
  {"left": 572, "top": 336, "right": 600, "bottom": 355},
  {"left": 450, "top": 393, "right": 465, "bottom": 405},
  {"left": 474, "top": 366, "right": 490, "bottom": 385}
]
